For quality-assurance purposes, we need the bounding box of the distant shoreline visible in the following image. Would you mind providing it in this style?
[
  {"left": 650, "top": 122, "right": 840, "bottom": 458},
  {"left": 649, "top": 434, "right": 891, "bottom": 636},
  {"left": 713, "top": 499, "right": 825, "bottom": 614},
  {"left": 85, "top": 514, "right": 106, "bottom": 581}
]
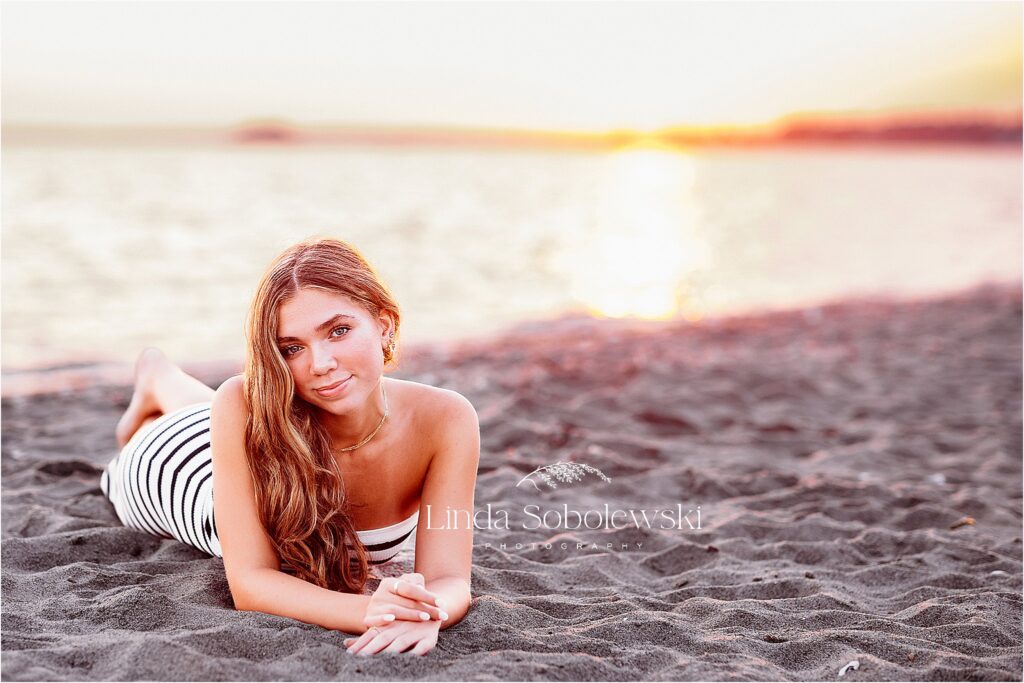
[
  {"left": 4, "top": 109, "right": 1021, "bottom": 150},
  {"left": 3, "top": 280, "right": 1018, "bottom": 399}
]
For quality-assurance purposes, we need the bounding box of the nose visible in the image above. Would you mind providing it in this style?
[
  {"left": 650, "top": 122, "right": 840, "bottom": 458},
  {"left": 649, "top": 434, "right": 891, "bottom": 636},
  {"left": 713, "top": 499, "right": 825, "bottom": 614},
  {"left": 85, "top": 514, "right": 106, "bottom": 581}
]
[{"left": 309, "top": 342, "right": 338, "bottom": 376}]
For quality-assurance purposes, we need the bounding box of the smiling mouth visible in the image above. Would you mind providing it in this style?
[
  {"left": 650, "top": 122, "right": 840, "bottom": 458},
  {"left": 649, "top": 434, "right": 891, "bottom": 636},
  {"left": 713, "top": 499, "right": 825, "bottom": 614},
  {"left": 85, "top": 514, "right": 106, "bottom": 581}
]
[{"left": 314, "top": 375, "right": 353, "bottom": 394}]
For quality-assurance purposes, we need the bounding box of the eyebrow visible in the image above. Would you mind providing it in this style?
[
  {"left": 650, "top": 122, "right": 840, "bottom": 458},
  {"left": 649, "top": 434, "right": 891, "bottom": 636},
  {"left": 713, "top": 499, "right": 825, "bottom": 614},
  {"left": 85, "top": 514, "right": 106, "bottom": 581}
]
[{"left": 277, "top": 314, "right": 358, "bottom": 344}]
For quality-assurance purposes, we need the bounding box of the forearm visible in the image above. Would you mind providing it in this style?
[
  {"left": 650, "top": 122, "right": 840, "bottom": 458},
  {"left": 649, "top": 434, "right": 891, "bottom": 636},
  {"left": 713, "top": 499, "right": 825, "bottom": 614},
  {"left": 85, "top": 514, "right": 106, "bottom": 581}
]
[
  {"left": 425, "top": 576, "right": 472, "bottom": 629},
  {"left": 235, "top": 568, "right": 372, "bottom": 634}
]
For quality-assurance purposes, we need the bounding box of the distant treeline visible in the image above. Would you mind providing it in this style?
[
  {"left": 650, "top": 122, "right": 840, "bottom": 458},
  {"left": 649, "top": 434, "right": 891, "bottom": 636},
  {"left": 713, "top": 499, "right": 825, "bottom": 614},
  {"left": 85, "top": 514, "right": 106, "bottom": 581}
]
[
  {"left": 658, "top": 115, "right": 1023, "bottom": 147},
  {"left": 774, "top": 120, "right": 1022, "bottom": 145}
]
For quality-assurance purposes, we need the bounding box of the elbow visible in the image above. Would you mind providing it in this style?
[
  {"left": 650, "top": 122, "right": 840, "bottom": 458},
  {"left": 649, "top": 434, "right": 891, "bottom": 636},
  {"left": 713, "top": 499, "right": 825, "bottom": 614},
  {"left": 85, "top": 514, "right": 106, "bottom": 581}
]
[
  {"left": 434, "top": 578, "right": 472, "bottom": 630},
  {"left": 227, "top": 571, "right": 261, "bottom": 613},
  {"left": 230, "top": 588, "right": 255, "bottom": 612},
  {"left": 232, "top": 593, "right": 255, "bottom": 612},
  {"left": 440, "top": 593, "right": 473, "bottom": 630},
  {"left": 440, "top": 610, "right": 468, "bottom": 630}
]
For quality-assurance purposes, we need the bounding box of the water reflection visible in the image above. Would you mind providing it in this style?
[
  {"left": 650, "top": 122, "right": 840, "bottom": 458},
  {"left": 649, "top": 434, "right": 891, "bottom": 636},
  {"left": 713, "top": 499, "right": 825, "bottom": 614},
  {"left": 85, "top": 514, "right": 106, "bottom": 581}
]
[
  {"left": 566, "top": 145, "right": 710, "bottom": 320},
  {"left": 2, "top": 144, "right": 1019, "bottom": 370}
]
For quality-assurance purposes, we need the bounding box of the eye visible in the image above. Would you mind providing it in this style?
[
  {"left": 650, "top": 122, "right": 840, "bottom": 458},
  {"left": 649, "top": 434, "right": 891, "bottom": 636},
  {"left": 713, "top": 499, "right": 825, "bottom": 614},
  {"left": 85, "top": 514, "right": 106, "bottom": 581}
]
[
  {"left": 281, "top": 345, "right": 302, "bottom": 357},
  {"left": 330, "top": 326, "right": 350, "bottom": 338}
]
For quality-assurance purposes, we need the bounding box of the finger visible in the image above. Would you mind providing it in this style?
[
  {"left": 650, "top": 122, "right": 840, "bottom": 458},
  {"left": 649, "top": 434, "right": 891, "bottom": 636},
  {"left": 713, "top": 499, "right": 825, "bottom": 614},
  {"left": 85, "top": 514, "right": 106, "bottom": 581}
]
[
  {"left": 411, "top": 638, "right": 435, "bottom": 656},
  {"left": 394, "top": 581, "right": 445, "bottom": 608},
  {"left": 357, "top": 631, "right": 393, "bottom": 657},
  {"left": 369, "top": 592, "right": 431, "bottom": 614},
  {"left": 343, "top": 638, "right": 355, "bottom": 647},
  {"left": 346, "top": 630, "right": 374, "bottom": 655},
  {"left": 379, "top": 605, "right": 438, "bottom": 622},
  {"left": 363, "top": 613, "right": 397, "bottom": 627},
  {"left": 347, "top": 628, "right": 385, "bottom": 655},
  {"left": 386, "top": 594, "right": 447, "bottom": 620},
  {"left": 383, "top": 636, "right": 415, "bottom": 654},
  {"left": 397, "top": 599, "right": 446, "bottom": 621}
]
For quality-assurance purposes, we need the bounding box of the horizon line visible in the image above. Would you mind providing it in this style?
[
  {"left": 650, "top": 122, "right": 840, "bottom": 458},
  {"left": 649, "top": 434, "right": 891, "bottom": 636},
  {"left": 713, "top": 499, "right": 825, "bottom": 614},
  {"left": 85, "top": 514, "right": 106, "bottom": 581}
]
[{"left": 4, "top": 107, "right": 1021, "bottom": 149}]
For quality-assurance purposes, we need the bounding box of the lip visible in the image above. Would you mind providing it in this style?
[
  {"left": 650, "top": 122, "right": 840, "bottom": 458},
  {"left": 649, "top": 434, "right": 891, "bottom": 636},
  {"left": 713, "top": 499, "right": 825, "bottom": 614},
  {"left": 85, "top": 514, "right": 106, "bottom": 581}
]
[{"left": 313, "top": 375, "right": 353, "bottom": 398}]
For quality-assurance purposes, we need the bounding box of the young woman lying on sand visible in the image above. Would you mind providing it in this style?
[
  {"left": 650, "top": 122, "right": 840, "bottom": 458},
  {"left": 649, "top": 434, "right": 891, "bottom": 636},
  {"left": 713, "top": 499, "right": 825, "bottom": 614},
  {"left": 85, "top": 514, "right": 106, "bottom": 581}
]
[{"left": 100, "top": 238, "right": 479, "bottom": 656}]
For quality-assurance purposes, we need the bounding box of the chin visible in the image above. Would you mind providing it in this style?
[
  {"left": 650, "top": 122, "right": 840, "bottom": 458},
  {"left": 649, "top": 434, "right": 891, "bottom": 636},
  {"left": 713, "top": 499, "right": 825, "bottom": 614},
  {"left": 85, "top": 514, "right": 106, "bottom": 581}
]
[
  {"left": 317, "top": 400, "right": 354, "bottom": 415},
  {"left": 296, "top": 390, "right": 336, "bottom": 410},
  {"left": 309, "top": 387, "right": 363, "bottom": 413}
]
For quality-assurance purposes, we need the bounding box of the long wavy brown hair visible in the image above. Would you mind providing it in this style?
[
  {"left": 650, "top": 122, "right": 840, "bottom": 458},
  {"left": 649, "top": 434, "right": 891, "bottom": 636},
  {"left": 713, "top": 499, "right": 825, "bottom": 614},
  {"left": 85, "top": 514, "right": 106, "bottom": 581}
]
[{"left": 243, "top": 238, "right": 401, "bottom": 593}]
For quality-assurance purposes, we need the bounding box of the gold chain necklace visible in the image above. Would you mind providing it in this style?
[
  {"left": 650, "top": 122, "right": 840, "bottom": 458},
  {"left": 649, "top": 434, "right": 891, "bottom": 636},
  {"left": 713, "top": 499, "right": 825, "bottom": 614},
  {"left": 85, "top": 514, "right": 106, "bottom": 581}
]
[{"left": 335, "top": 382, "right": 389, "bottom": 452}]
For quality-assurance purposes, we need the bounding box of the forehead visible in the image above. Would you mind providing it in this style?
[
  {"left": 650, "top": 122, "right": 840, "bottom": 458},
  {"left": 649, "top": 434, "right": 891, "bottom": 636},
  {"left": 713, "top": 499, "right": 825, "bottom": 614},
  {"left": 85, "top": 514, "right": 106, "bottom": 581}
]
[{"left": 277, "top": 289, "right": 371, "bottom": 335}]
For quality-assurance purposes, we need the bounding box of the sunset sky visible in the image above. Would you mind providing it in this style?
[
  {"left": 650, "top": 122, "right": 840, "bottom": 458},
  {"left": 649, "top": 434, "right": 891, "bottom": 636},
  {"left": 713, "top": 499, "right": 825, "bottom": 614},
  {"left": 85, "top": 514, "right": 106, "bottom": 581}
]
[{"left": 2, "top": 1, "right": 1021, "bottom": 131}]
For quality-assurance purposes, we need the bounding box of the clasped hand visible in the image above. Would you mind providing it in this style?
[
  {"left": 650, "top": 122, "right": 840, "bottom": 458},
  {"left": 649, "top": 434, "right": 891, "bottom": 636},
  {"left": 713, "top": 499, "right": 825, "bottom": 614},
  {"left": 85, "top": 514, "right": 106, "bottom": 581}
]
[{"left": 345, "top": 573, "right": 447, "bottom": 656}]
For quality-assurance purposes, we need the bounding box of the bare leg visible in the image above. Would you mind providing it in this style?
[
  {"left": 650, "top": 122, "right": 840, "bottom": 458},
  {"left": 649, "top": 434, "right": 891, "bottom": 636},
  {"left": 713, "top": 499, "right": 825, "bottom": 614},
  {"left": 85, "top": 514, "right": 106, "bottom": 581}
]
[{"left": 115, "top": 348, "right": 216, "bottom": 448}]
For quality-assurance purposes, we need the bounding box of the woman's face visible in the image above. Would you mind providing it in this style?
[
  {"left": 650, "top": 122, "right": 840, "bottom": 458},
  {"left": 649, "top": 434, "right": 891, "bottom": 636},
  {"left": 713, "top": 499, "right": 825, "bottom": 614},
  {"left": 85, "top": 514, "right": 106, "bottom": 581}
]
[{"left": 276, "top": 288, "right": 391, "bottom": 414}]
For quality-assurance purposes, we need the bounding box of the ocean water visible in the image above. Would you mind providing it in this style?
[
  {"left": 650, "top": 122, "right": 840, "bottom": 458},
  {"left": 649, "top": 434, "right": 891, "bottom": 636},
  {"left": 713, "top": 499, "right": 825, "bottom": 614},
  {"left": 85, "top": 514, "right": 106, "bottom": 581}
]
[{"left": 2, "top": 143, "right": 1020, "bottom": 370}]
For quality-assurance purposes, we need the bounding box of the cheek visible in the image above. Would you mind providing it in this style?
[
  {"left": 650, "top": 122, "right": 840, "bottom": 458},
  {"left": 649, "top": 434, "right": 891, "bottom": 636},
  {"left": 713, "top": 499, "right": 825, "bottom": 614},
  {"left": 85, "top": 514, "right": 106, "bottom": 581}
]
[
  {"left": 353, "top": 334, "right": 384, "bottom": 360},
  {"left": 359, "top": 345, "right": 386, "bottom": 369}
]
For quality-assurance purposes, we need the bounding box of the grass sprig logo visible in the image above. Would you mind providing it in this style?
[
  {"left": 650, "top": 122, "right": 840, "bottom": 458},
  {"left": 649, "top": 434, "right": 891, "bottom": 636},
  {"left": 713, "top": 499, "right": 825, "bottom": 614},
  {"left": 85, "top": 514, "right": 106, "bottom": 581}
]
[{"left": 515, "top": 461, "right": 611, "bottom": 491}]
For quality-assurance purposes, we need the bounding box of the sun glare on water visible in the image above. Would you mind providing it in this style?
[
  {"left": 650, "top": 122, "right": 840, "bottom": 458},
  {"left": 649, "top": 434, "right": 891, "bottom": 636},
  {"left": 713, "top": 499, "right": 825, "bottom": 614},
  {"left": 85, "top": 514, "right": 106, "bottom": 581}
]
[{"left": 568, "top": 144, "right": 710, "bottom": 321}]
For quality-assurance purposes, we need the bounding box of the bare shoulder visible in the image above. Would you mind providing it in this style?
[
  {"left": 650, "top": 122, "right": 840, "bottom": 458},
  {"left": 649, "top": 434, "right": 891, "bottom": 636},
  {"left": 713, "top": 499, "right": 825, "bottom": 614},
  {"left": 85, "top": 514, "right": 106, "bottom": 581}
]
[
  {"left": 389, "top": 377, "right": 476, "bottom": 417},
  {"left": 212, "top": 375, "right": 248, "bottom": 421},
  {"left": 387, "top": 377, "right": 478, "bottom": 441}
]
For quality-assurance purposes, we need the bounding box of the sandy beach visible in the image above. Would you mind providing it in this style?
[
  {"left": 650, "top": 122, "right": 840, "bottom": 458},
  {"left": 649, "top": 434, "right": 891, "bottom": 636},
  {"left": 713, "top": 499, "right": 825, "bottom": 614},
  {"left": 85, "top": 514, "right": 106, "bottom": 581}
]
[{"left": 2, "top": 283, "right": 1021, "bottom": 681}]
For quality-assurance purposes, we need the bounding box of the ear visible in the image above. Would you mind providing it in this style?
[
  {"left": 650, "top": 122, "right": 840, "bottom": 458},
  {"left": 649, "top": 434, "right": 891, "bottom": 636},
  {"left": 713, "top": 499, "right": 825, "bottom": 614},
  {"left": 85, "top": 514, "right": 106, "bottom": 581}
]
[{"left": 377, "top": 311, "right": 395, "bottom": 342}]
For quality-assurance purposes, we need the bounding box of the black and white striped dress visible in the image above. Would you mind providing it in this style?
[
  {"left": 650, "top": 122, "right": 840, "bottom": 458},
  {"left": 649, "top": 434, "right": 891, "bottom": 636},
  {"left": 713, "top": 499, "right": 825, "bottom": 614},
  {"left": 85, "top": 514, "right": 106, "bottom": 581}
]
[{"left": 100, "top": 403, "right": 418, "bottom": 564}]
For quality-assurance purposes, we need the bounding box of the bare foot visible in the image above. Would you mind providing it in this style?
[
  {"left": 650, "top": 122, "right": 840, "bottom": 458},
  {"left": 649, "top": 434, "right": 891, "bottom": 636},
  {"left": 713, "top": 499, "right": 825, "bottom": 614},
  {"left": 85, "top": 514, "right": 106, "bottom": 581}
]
[{"left": 115, "top": 348, "right": 168, "bottom": 448}]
